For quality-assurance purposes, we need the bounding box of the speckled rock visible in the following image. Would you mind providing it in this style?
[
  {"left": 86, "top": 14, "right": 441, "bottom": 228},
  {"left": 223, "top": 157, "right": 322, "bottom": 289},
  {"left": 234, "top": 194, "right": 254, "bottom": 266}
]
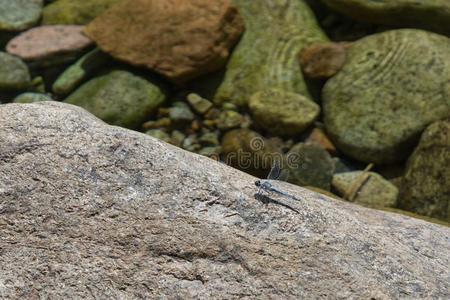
[
  {"left": 13, "top": 93, "right": 53, "bottom": 103},
  {"left": 42, "top": 0, "right": 123, "bottom": 25},
  {"left": 145, "top": 129, "right": 171, "bottom": 144},
  {"left": 322, "top": 0, "right": 450, "bottom": 36},
  {"left": 0, "top": 102, "right": 449, "bottom": 299},
  {"left": 53, "top": 48, "right": 111, "bottom": 95},
  {"left": 169, "top": 102, "right": 195, "bottom": 124},
  {"left": 323, "top": 29, "right": 450, "bottom": 164},
  {"left": 215, "top": 110, "right": 245, "bottom": 130},
  {"left": 84, "top": 0, "right": 244, "bottom": 84},
  {"left": 0, "top": 0, "right": 43, "bottom": 31},
  {"left": 187, "top": 93, "right": 213, "bottom": 115},
  {"left": 221, "top": 129, "right": 283, "bottom": 177},
  {"left": 213, "top": 0, "right": 328, "bottom": 106},
  {"left": 0, "top": 52, "right": 31, "bottom": 91},
  {"left": 6, "top": 25, "right": 93, "bottom": 62},
  {"left": 300, "top": 42, "right": 351, "bottom": 79},
  {"left": 287, "top": 143, "right": 335, "bottom": 191},
  {"left": 399, "top": 120, "right": 450, "bottom": 222},
  {"left": 332, "top": 171, "right": 399, "bottom": 208},
  {"left": 249, "top": 88, "right": 320, "bottom": 136},
  {"left": 64, "top": 69, "right": 166, "bottom": 129}
]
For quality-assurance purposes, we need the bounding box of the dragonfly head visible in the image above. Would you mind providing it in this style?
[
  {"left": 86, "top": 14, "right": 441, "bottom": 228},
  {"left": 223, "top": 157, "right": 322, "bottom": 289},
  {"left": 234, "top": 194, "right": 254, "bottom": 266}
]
[{"left": 255, "top": 180, "right": 262, "bottom": 187}]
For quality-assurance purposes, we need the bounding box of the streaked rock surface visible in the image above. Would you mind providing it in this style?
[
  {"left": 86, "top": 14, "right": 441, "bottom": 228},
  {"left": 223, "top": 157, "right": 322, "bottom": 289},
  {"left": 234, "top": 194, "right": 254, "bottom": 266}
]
[
  {"left": 213, "top": 0, "right": 328, "bottom": 106},
  {"left": 0, "top": 102, "right": 448, "bottom": 298},
  {"left": 323, "top": 29, "right": 450, "bottom": 164}
]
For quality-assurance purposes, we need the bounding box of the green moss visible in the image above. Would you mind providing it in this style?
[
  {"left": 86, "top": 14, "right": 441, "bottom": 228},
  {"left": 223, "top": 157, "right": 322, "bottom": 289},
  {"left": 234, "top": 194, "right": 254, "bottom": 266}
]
[{"left": 64, "top": 69, "right": 166, "bottom": 129}]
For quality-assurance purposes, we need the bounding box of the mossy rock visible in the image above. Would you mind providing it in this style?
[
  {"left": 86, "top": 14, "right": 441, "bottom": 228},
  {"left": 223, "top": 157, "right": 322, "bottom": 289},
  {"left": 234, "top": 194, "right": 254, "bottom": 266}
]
[
  {"left": 0, "top": 0, "right": 42, "bottom": 31},
  {"left": 249, "top": 88, "right": 320, "bottom": 136},
  {"left": 399, "top": 120, "right": 450, "bottom": 222},
  {"left": 42, "top": 0, "right": 123, "bottom": 25},
  {"left": 323, "top": 29, "right": 450, "bottom": 164},
  {"left": 64, "top": 69, "right": 166, "bottom": 129},
  {"left": 213, "top": 0, "right": 328, "bottom": 106},
  {"left": 287, "top": 143, "right": 335, "bottom": 191},
  {"left": 14, "top": 93, "right": 52, "bottom": 103},
  {"left": 0, "top": 52, "right": 31, "bottom": 91},
  {"left": 322, "top": 0, "right": 450, "bottom": 36}
]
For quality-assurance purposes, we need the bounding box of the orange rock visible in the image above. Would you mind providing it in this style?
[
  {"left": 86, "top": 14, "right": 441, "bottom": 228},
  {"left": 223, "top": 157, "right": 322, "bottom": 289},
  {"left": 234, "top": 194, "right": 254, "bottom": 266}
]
[
  {"left": 84, "top": 0, "right": 244, "bottom": 84},
  {"left": 299, "top": 42, "right": 352, "bottom": 79},
  {"left": 305, "top": 128, "right": 337, "bottom": 155}
]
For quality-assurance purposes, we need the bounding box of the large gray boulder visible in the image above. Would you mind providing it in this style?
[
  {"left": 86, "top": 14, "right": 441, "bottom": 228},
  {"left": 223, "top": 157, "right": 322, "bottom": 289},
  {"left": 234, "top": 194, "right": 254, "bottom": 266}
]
[{"left": 0, "top": 102, "right": 449, "bottom": 299}]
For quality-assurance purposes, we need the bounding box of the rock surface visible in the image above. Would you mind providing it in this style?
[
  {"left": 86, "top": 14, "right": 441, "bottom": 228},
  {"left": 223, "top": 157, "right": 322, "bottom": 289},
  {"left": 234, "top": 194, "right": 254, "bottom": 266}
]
[
  {"left": 0, "top": 52, "right": 31, "bottom": 91},
  {"left": 399, "top": 120, "right": 450, "bottom": 222},
  {"left": 0, "top": 102, "right": 449, "bottom": 298},
  {"left": 287, "top": 142, "right": 335, "bottom": 191},
  {"left": 249, "top": 88, "right": 320, "bottom": 136},
  {"left": 213, "top": 0, "right": 328, "bottom": 106},
  {"left": 323, "top": 29, "right": 450, "bottom": 164},
  {"left": 84, "top": 0, "right": 244, "bottom": 84},
  {"left": 0, "top": 0, "right": 43, "bottom": 31},
  {"left": 53, "top": 48, "right": 111, "bottom": 95},
  {"left": 64, "top": 69, "right": 166, "bottom": 129},
  {"left": 13, "top": 92, "right": 53, "bottom": 103},
  {"left": 332, "top": 171, "right": 398, "bottom": 208},
  {"left": 300, "top": 42, "right": 350, "bottom": 79},
  {"left": 322, "top": 0, "right": 450, "bottom": 36},
  {"left": 42, "top": 0, "right": 123, "bottom": 25},
  {"left": 6, "top": 25, "right": 93, "bottom": 62}
]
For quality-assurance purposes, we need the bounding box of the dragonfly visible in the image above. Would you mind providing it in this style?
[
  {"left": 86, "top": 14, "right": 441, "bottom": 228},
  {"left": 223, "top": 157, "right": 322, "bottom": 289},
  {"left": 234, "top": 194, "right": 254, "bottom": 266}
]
[{"left": 254, "top": 160, "right": 301, "bottom": 213}]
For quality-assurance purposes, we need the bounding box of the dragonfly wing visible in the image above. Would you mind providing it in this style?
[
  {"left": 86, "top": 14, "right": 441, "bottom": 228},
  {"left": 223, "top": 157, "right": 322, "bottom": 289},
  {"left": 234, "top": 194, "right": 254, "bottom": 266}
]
[
  {"left": 267, "top": 160, "right": 281, "bottom": 179},
  {"left": 277, "top": 169, "right": 289, "bottom": 182}
]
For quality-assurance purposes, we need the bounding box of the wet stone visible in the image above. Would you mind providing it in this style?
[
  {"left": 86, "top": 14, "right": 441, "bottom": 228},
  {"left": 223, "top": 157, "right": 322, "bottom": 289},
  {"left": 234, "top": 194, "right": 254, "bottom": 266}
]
[
  {"left": 64, "top": 69, "right": 166, "bottom": 129},
  {"left": 323, "top": 29, "right": 450, "bottom": 164},
  {"left": 0, "top": 52, "right": 31, "bottom": 91},
  {"left": 0, "top": 0, "right": 43, "bottom": 32}
]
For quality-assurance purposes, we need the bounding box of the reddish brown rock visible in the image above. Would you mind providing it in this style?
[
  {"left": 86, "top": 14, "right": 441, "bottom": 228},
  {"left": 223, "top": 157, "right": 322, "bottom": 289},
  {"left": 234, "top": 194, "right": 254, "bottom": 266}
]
[
  {"left": 6, "top": 25, "right": 93, "bottom": 61},
  {"left": 306, "top": 127, "right": 337, "bottom": 155},
  {"left": 84, "top": 0, "right": 244, "bottom": 84},
  {"left": 300, "top": 42, "right": 352, "bottom": 79}
]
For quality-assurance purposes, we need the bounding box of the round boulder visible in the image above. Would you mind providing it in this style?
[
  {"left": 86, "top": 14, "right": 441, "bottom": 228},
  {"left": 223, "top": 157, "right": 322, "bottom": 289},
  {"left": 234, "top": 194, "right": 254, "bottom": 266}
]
[
  {"left": 0, "top": 0, "right": 42, "bottom": 31},
  {"left": 0, "top": 52, "right": 31, "bottom": 91},
  {"left": 323, "top": 29, "right": 450, "bottom": 164},
  {"left": 64, "top": 69, "right": 166, "bottom": 129},
  {"left": 249, "top": 89, "right": 320, "bottom": 136},
  {"left": 399, "top": 120, "right": 450, "bottom": 222}
]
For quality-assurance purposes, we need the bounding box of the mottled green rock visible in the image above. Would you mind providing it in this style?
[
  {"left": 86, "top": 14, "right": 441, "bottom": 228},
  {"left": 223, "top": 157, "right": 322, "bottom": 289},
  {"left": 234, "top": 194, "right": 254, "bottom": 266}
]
[
  {"left": 323, "top": 29, "right": 450, "bottom": 164},
  {"left": 42, "top": 0, "right": 123, "bottom": 25},
  {"left": 399, "top": 120, "right": 450, "bottom": 222},
  {"left": 198, "top": 146, "right": 222, "bottom": 158},
  {"left": 145, "top": 129, "right": 171, "bottom": 144},
  {"left": 187, "top": 93, "right": 213, "bottom": 115},
  {"left": 287, "top": 143, "right": 335, "bottom": 190},
  {"left": 169, "top": 102, "right": 195, "bottom": 124},
  {"left": 13, "top": 93, "right": 52, "bottom": 103},
  {"left": 322, "top": 0, "right": 450, "bottom": 36},
  {"left": 0, "top": 52, "right": 31, "bottom": 91},
  {"left": 199, "top": 131, "right": 220, "bottom": 146},
  {"left": 214, "top": 0, "right": 328, "bottom": 106},
  {"left": 65, "top": 70, "right": 166, "bottom": 129},
  {"left": 221, "top": 129, "right": 283, "bottom": 177},
  {"left": 215, "top": 110, "right": 245, "bottom": 130},
  {"left": 0, "top": 0, "right": 42, "bottom": 31},
  {"left": 249, "top": 88, "right": 320, "bottom": 136},
  {"left": 332, "top": 171, "right": 398, "bottom": 208},
  {"left": 53, "top": 48, "right": 111, "bottom": 95}
]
